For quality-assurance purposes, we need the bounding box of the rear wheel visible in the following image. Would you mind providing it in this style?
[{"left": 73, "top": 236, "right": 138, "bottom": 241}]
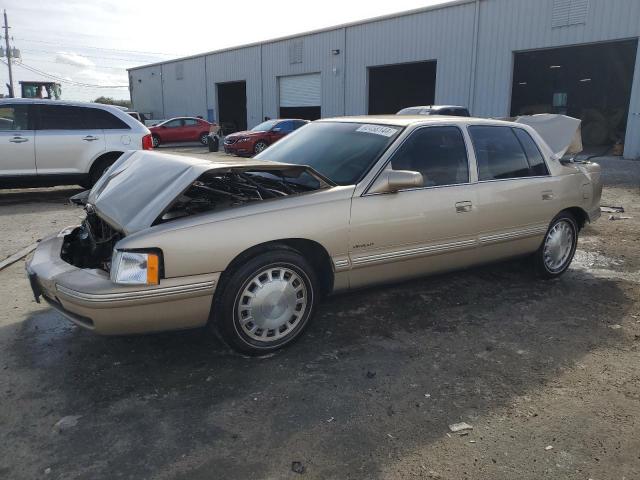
[
  {"left": 534, "top": 212, "right": 579, "bottom": 278},
  {"left": 88, "top": 155, "right": 119, "bottom": 187},
  {"left": 199, "top": 133, "right": 209, "bottom": 145},
  {"left": 152, "top": 135, "right": 160, "bottom": 148},
  {"left": 211, "top": 249, "right": 318, "bottom": 355}
]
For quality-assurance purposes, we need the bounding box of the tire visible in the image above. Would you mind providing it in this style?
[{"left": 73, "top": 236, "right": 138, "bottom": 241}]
[
  {"left": 199, "top": 133, "right": 209, "bottom": 145},
  {"left": 253, "top": 140, "right": 268, "bottom": 155},
  {"left": 89, "top": 157, "right": 116, "bottom": 187},
  {"left": 211, "top": 248, "right": 319, "bottom": 355},
  {"left": 152, "top": 135, "right": 160, "bottom": 148},
  {"left": 533, "top": 211, "right": 579, "bottom": 279}
]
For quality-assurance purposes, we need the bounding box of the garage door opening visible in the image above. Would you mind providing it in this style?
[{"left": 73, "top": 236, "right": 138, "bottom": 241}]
[
  {"left": 279, "top": 73, "right": 321, "bottom": 120},
  {"left": 368, "top": 61, "right": 437, "bottom": 114},
  {"left": 217, "top": 81, "right": 247, "bottom": 134},
  {"left": 511, "top": 40, "right": 638, "bottom": 149}
]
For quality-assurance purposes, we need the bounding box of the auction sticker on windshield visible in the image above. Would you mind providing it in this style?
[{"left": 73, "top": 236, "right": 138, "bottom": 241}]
[{"left": 356, "top": 124, "right": 399, "bottom": 137}]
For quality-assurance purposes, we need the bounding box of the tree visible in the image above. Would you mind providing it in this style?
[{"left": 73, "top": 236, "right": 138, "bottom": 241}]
[{"left": 93, "top": 96, "right": 131, "bottom": 109}]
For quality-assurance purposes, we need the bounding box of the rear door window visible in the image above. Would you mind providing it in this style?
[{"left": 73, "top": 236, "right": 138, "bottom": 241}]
[
  {"left": 183, "top": 119, "right": 199, "bottom": 126},
  {"left": 469, "top": 126, "right": 532, "bottom": 181},
  {"left": 513, "top": 128, "right": 549, "bottom": 176},
  {"left": 0, "top": 104, "right": 31, "bottom": 130},
  {"left": 390, "top": 126, "right": 469, "bottom": 187}
]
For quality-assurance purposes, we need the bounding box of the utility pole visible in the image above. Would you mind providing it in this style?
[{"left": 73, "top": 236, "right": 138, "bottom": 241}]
[{"left": 3, "top": 9, "right": 14, "bottom": 97}]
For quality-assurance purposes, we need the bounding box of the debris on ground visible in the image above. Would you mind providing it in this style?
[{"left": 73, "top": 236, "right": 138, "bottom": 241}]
[
  {"left": 366, "top": 370, "right": 376, "bottom": 379},
  {"left": 449, "top": 422, "right": 473, "bottom": 433},
  {"left": 291, "top": 461, "right": 306, "bottom": 474},
  {"left": 608, "top": 215, "right": 632, "bottom": 221},
  {"left": 545, "top": 445, "right": 554, "bottom": 451},
  {"left": 44, "top": 468, "right": 51, "bottom": 475},
  {"left": 326, "top": 417, "right": 335, "bottom": 423},
  {"left": 600, "top": 205, "right": 624, "bottom": 213},
  {"left": 54, "top": 415, "right": 82, "bottom": 432},
  {"left": 609, "top": 324, "right": 622, "bottom": 330},
  {"left": 424, "top": 393, "right": 431, "bottom": 398}
]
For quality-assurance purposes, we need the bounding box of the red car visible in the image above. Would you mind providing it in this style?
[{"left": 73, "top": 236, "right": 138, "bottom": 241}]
[
  {"left": 150, "top": 117, "right": 216, "bottom": 147},
  {"left": 223, "top": 119, "right": 308, "bottom": 156}
]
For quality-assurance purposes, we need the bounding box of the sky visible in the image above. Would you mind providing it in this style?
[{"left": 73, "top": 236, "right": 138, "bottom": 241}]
[{"left": 0, "top": 0, "right": 449, "bottom": 102}]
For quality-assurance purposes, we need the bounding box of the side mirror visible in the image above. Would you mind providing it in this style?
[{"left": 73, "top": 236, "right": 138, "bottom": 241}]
[{"left": 368, "top": 170, "right": 423, "bottom": 194}]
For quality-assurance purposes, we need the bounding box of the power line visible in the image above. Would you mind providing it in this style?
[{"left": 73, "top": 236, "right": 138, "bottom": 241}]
[
  {"left": 2, "top": 60, "right": 128, "bottom": 88},
  {"left": 12, "top": 36, "right": 182, "bottom": 57}
]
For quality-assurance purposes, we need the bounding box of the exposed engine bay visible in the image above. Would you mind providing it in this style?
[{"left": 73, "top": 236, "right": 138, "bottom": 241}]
[
  {"left": 158, "top": 170, "right": 319, "bottom": 222},
  {"left": 60, "top": 168, "right": 323, "bottom": 271},
  {"left": 61, "top": 209, "right": 121, "bottom": 270}
]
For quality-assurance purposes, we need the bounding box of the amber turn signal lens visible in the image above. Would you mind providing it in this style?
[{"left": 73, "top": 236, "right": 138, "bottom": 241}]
[{"left": 146, "top": 253, "right": 159, "bottom": 285}]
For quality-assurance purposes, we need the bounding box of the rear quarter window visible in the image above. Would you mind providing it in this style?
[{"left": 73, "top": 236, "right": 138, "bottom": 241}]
[
  {"left": 513, "top": 128, "right": 549, "bottom": 176},
  {"left": 85, "top": 108, "right": 130, "bottom": 130}
]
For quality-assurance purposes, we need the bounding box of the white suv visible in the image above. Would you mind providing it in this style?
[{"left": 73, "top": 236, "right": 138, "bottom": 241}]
[{"left": 0, "top": 99, "right": 152, "bottom": 188}]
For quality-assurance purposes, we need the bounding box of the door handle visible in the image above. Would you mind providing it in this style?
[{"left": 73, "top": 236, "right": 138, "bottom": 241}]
[
  {"left": 455, "top": 201, "right": 473, "bottom": 213},
  {"left": 9, "top": 136, "right": 29, "bottom": 143},
  {"left": 541, "top": 190, "right": 554, "bottom": 201},
  {"left": 82, "top": 136, "right": 99, "bottom": 142}
]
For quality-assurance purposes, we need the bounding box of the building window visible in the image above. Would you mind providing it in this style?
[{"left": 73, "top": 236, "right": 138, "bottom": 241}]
[{"left": 552, "top": 0, "right": 590, "bottom": 28}]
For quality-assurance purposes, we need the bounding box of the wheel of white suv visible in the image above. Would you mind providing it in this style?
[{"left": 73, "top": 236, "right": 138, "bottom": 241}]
[
  {"left": 534, "top": 211, "right": 579, "bottom": 279},
  {"left": 211, "top": 248, "right": 318, "bottom": 355}
]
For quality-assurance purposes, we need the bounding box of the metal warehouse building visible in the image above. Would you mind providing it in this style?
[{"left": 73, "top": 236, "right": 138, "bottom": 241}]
[{"left": 128, "top": 0, "right": 640, "bottom": 159}]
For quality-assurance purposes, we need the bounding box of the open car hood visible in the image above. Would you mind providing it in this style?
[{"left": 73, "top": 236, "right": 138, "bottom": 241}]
[{"left": 87, "top": 151, "right": 332, "bottom": 235}]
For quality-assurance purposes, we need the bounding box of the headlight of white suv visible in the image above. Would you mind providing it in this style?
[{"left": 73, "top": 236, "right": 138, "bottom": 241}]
[{"left": 110, "top": 250, "right": 160, "bottom": 285}]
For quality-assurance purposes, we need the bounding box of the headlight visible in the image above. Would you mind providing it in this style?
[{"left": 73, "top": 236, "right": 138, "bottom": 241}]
[
  {"left": 237, "top": 137, "right": 249, "bottom": 143},
  {"left": 110, "top": 250, "right": 160, "bottom": 285}
]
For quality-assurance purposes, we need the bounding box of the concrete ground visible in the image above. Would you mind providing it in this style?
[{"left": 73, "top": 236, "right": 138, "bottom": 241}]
[{"left": 0, "top": 150, "right": 639, "bottom": 480}]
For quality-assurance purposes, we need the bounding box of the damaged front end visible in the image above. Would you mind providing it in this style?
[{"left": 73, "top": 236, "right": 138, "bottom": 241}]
[{"left": 60, "top": 206, "right": 121, "bottom": 271}]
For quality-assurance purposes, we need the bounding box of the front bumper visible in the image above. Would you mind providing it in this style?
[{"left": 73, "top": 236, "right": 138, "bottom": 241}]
[
  {"left": 26, "top": 234, "right": 219, "bottom": 335},
  {"left": 223, "top": 140, "right": 253, "bottom": 156}
]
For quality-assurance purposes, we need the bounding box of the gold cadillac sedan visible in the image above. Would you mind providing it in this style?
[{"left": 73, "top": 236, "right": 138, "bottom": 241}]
[{"left": 26, "top": 116, "right": 602, "bottom": 354}]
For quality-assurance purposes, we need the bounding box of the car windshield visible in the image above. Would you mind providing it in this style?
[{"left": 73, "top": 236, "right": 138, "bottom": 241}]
[
  {"left": 255, "top": 121, "right": 403, "bottom": 185},
  {"left": 251, "top": 120, "right": 278, "bottom": 132}
]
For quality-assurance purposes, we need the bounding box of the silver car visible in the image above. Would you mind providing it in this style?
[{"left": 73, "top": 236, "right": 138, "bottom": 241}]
[{"left": 26, "top": 116, "right": 602, "bottom": 354}]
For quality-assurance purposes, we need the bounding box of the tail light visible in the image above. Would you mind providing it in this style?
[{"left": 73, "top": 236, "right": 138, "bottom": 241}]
[{"left": 142, "top": 134, "right": 153, "bottom": 150}]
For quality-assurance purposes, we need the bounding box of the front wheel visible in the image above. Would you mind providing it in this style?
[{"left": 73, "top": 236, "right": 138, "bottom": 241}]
[
  {"left": 199, "top": 133, "right": 209, "bottom": 145},
  {"left": 152, "top": 135, "right": 160, "bottom": 148},
  {"left": 253, "top": 140, "right": 268, "bottom": 155},
  {"left": 534, "top": 212, "right": 579, "bottom": 279},
  {"left": 211, "top": 249, "right": 318, "bottom": 355}
]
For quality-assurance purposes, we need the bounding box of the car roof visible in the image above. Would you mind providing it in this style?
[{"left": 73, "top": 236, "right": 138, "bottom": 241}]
[
  {"left": 318, "top": 115, "right": 518, "bottom": 128},
  {"left": 163, "top": 116, "right": 208, "bottom": 121},
  {"left": 0, "top": 98, "right": 122, "bottom": 109},
  {"left": 402, "top": 105, "right": 468, "bottom": 110}
]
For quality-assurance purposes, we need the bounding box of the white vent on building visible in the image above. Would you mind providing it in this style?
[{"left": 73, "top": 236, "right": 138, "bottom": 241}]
[
  {"left": 289, "top": 40, "right": 303, "bottom": 64},
  {"left": 175, "top": 63, "right": 184, "bottom": 80},
  {"left": 552, "top": 0, "right": 589, "bottom": 28}
]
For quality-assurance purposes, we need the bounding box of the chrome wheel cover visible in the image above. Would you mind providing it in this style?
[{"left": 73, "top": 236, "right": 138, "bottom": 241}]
[
  {"left": 200, "top": 134, "right": 208, "bottom": 144},
  {"left": 543, "top": 220, "right": 575, "bottom": 273},
  {"left": 254, "top": 142, "right": 267, "bottom": 153},
  {"left": 236, "top": 266, "right": 308, "bottom": 343},
  {"left": 152, "top": 136, "right": 159, "bottom": 147}
]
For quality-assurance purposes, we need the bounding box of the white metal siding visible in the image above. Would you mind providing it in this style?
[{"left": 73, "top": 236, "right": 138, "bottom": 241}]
[
  {"left": 344, "top": 2, "right": 476, "bottom": 116},
  {"left": 261, "top": 29, "right": 345, "bottom": 119},
  {"left": 160, "top": 57, "right": 207, "bottom": 119},
  {"left": 130, "top": 0, "right": 640, "bottom": 158},
  {"left": 279, "top": 73, "right": 321, "bottom": 107},
  {"left": 473, "top": 0, "right": 640, "bottom": 158},
  {"left": 205, "top": 46, "right": 262, "bottom": 127}
]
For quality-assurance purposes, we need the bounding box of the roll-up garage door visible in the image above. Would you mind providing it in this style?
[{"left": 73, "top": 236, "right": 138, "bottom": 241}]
[{"left": 279, "top": 73, "right": 321, "bottom": 120}]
